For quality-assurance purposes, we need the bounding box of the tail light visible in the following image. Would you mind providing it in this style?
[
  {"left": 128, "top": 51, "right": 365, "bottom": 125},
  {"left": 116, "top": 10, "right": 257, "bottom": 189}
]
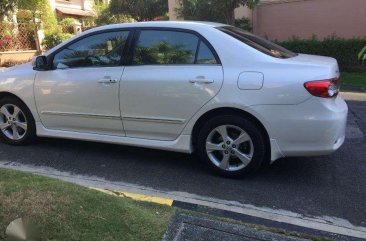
[{"left": 304, "top": 78, "right": 341, "bottom": 98}]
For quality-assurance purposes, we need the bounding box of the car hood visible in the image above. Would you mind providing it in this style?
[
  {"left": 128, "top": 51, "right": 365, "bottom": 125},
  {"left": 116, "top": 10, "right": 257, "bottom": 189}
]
[{"left": 0, "top": 62, "right": 32, "bottom": 74}]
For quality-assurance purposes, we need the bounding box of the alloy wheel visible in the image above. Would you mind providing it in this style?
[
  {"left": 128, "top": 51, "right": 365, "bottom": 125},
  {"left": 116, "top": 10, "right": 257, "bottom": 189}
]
[
  {"left": 0, "top": 104, "right": 28, "bottom": 141},
  {"left": 205, "top": 125, "right": 254, "bottom": 172}
]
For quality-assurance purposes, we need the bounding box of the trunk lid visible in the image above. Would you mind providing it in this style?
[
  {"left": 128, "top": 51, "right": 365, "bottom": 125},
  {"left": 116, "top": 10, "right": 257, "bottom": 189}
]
[{"left": 290, "top": 54, "right": 340, "bottom": 78}]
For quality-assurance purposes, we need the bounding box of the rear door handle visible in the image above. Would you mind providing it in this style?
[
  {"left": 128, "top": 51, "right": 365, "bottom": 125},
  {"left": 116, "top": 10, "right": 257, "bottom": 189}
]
[
  {"left": 189, "top": 77, "right": 214, "bottom": 84},
  {"left": 98, "top": 76, "right": 117, "bottom": 84}
]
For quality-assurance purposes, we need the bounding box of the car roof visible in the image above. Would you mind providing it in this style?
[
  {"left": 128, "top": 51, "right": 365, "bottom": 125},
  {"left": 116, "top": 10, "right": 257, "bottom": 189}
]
[
  {"left": 86, "top": 21, "right": 228, "bottom": 32},
  {"left": 44, "top": 21, "right": 229, "bottom": 56}
]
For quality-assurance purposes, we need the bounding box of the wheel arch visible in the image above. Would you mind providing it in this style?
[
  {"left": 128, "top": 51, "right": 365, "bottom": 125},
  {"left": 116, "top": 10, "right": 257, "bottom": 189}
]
[
  {"left": 191, "top": 107, "right": 271, "bottom": 160},
  {"left": 0, "top": 91, "right": 37, "bottom": 144},
  {"left": 0, "top": 91, "right": 36, "bottom": 121},
  {"left": 0, "top": 91, "right": 28, "bottom": 106}
]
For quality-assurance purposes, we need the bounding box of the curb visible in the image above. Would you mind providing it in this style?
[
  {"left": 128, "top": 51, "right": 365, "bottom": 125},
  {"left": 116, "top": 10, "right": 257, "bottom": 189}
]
[{"left": 90, "top": 188, "right": 174, "bottom": 206}]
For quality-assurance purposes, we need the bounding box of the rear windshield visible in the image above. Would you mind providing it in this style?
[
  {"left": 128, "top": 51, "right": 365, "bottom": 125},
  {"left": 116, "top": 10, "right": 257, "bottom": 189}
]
[{"left": 217, "top": 26, "right": 297, "bottom": 59}]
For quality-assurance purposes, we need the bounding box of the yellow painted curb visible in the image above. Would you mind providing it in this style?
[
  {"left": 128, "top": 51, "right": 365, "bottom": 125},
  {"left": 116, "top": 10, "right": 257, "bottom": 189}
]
[{"left": 90, "top": 188, "right": 174, "bottom": 206}]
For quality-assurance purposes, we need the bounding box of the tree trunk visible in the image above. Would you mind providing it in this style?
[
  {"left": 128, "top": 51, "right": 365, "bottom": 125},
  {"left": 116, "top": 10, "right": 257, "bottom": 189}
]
[
  {"left": 32, "top": 17, "right": 41, "bottom": 52},
  {"left": 224, "top": 9, "right": 235, "bottom": 25}
]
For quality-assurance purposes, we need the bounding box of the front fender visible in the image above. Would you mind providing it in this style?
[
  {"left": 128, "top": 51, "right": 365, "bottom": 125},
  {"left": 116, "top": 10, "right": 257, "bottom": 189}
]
[{"left": 0, "top": 63, "right": 39, "bottom": 122}]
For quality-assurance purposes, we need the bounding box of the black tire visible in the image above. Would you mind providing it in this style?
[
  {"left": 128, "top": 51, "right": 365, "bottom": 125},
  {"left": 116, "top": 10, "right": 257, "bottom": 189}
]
[
  {"left": 0, "top": 96, "right": 36, "bottom": 145},
  {"left": 196, "top": 115, "right": 266, "bottom": 178}
]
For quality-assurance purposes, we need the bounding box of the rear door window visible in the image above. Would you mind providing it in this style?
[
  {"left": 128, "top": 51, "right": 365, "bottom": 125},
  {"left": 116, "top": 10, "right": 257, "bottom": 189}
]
[
  {"left": 132, "top": 30, "right": 219, "bottom": 65},
  {"left": 196, "top": 41, "right": 218, "bottom": 64}
]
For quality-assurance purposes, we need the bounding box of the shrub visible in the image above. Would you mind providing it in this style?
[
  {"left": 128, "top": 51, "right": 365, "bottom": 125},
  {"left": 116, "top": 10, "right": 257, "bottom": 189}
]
[
  {"left": 43, "top": 31, "right": 73, "bottom": 50},
  {"left": 59, "top": 17, "right": 77, "bottom": 34},
  {"left": 16, "top": 10, "right": 33, "bottom": 23},
  {"left": 234, "top": 17, "right": 252, "bottom": 32},
  {"left": 358, "top": 46, "right": 366, "bottom": 64},
  {"left": 278, "top": 36, "right": 366, "bottom": 72},
  {"left": 59, "top": 17, "right": 77, "bottom": 27}
]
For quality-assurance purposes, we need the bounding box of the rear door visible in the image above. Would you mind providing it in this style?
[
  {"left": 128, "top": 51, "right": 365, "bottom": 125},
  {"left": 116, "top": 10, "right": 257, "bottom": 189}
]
[{"left": 120, "top": 29, "right": 223, "bottom": 140}]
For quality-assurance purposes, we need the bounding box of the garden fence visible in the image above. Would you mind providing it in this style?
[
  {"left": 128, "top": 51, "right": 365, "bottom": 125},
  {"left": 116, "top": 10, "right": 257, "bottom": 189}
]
[{"left": 0, "top": 22, "right": 37, "bottom": 52}]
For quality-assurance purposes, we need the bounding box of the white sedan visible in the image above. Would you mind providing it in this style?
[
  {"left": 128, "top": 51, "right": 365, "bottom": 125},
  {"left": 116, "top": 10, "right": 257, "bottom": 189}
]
[{"left": 0, "top": 21, "right": 347, "bottom": 177}]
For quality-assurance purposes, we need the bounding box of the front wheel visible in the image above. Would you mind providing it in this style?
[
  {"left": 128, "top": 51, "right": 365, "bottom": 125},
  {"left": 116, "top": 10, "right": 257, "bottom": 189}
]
[
  {"left": 196, "top": 115, "right": 266, "bottom": 177},
  {"left": 0, "top": 97, "right": 36, "bottom": 145}
]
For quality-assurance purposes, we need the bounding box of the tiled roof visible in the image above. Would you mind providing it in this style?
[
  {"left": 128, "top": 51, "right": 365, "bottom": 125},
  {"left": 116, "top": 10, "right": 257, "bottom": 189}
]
[{"left": 56, "top": 7, "right": 95, "bottom": 17}]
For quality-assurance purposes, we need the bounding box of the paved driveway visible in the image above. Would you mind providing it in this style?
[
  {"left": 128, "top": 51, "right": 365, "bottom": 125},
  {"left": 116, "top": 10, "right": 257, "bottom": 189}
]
[{"left": 0, "top": 92, "right": 365, "bottom": 227}]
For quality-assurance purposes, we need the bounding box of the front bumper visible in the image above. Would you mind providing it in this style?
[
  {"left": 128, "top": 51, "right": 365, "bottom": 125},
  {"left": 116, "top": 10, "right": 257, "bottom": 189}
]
[{"left": 251, "top": 96, "right": 348, "bottom": 161}]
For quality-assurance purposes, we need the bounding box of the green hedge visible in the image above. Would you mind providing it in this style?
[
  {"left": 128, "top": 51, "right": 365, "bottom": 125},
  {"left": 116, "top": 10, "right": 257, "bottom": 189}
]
[{"left": 278, "top": 37, "right": 366, "bottom": 72}]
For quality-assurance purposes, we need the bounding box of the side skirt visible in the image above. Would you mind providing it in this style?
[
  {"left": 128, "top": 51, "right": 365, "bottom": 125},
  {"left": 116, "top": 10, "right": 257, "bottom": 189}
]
[{"left": 35, "top": 122, "right": 193, "bottom": 154}]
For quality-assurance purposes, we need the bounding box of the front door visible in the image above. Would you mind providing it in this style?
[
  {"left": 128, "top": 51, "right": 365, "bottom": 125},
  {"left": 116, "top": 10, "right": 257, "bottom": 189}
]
[
  {"left": 35, "top": 30, "right": 130, "bottom": 136},
  {"left": 120, "top": 29, "right": 223, "bottom": 140}
]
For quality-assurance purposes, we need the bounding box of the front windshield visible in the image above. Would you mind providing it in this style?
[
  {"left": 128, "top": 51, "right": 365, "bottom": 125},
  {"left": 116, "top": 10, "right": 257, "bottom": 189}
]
[{"left": 218, "top": 26, "right": 297, "bottom": 59}]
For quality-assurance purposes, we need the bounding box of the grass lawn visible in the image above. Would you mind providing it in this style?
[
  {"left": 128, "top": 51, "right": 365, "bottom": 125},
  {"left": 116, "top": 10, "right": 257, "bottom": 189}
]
[
  {"left": 341, "top": 72, "right": 366, "bottom": 89},
  {"left": 0, "top": 168, "right": 175, "bottom": 241}
]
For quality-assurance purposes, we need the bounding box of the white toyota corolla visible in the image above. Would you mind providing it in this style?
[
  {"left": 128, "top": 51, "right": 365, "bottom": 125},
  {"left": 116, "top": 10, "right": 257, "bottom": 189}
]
[{"left": 0, "top": 21, "right": 348, "bottom": 177}]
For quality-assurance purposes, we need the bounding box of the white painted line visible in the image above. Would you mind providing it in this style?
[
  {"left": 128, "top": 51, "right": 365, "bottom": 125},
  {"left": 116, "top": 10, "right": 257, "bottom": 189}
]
[{"left": 0, "top": 161, "right": 365, "bottom": 239}]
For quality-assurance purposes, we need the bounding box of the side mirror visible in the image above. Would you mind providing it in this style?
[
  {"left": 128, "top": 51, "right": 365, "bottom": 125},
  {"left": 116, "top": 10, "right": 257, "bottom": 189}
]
[{"left": 32, "top": 55, "right": 48, "bottom": 71}]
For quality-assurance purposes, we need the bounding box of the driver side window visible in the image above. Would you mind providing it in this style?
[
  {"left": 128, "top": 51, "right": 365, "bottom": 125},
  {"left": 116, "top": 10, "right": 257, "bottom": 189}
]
[{"left": 53, "top": 31, "right": 130, "bottom": 69}]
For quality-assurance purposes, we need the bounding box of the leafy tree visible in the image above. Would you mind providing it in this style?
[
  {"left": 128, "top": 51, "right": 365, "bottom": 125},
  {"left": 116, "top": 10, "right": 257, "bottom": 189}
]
[
  {"left": 17, "top": 0, "right": 58, "bottom": 51},
  {"left": 0, "top": 0, "right": 18, "bottom": 20},
  {"left": 95, "top": 3, "right": 135, "bottom": 26},
  {"left": 18, "top": 0, "right": 58, "bottom": 33},
  {"left": 177, "top": 0, "right": 221, "bottom": 22},
  {"left": 178, "top": 0, "right": 260, "bottom": 25},
  {"left": 109, "top": 0, "right": 168, "bottom": 21}
]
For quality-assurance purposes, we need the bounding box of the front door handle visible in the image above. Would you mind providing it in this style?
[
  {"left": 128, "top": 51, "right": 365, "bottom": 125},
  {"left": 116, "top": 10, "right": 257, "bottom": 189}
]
[
  {"left": 189, "top": 77, "right": 214, "bottom": 84},
  {"left": 98, "top": 76, "right": 118, "bottom": 84}
]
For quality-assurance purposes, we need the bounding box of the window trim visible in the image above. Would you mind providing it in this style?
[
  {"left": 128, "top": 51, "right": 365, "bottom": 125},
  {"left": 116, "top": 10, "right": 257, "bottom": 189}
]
[
  {"left": 127, "top": 27, "right": 221, "bottom": 66},
  {"left": 47, "top": 28, "right": 134, "bottom": 70},
  {"left": 45, "top": 27, "right": 222, "bottom": 70}
]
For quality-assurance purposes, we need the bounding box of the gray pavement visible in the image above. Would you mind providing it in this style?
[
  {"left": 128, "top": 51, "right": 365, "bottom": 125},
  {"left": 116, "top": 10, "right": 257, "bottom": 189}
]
[
  {"left": 0, "top": 92, "right": 365, "bottom": 227},
  {"left": 163, "top": 213, "right": 309, "bottom": 241}
]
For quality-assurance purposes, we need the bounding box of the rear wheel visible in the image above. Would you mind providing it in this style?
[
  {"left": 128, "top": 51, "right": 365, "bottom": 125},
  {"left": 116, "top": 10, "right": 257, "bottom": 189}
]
[
  {"left": 196, "top": 115, "right": 266, "bottom": 177},
  {"left": 0, "top": 97, "right": 36, "bottom": 145}
]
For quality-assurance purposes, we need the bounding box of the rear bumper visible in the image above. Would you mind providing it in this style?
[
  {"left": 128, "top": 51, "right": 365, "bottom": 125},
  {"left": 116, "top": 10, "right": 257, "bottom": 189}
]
[{"left": 251, "top": 96, "right": 348, "bottom": 161}]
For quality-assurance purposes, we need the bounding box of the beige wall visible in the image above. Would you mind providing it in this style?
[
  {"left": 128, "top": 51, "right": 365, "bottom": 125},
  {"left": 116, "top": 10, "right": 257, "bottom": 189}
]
[
  {"left": 252, "top": 0, "right": 366, "bottom": 41},
  {"left": 234, "top": 5, "right": 252, "bottom": 21}
]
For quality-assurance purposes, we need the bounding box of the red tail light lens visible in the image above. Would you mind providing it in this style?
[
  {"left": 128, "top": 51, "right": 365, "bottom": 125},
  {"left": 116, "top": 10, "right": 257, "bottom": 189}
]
[{"left": 304, "top": 78, "right": 341, "bottom": 98}]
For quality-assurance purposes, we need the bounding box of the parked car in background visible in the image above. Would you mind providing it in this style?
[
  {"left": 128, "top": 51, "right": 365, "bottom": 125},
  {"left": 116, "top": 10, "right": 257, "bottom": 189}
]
[{"left": 0, "top": 21, "right": 347, "bottom": 177}]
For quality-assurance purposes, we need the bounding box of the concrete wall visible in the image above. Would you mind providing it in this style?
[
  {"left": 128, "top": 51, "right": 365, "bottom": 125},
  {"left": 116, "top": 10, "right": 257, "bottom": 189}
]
[
  {"left": 252, "top": 0, "right": 366, "bottom": 41},
  {"left": 0, "top": 51, "right": 37, "bottom": 65}
]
